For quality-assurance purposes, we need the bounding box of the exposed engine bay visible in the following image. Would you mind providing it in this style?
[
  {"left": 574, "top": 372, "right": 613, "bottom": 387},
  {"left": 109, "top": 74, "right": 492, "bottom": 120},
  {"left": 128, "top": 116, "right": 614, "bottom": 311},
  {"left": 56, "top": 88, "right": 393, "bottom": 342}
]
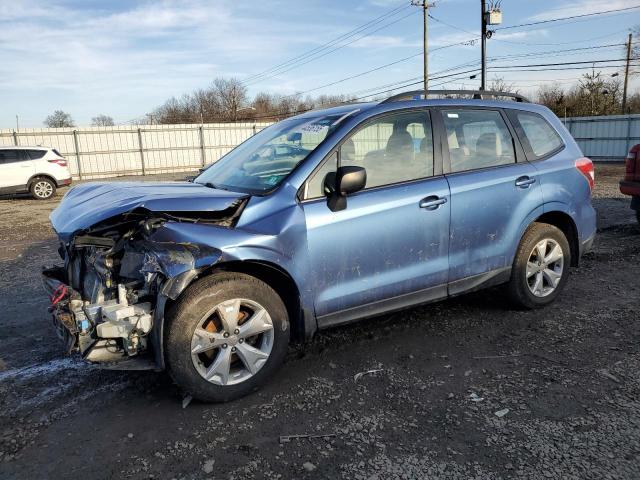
[{"left": 43, "top": 200, "right": 247, "bottom": 369}]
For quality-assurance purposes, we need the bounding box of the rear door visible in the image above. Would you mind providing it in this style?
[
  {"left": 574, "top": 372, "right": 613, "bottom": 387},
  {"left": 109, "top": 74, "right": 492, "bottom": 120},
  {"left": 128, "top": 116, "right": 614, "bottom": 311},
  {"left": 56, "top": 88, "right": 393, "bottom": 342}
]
[
  {"left": 0, "top": 150, "right": 35, "bottom": 189},
  {"left": 301, "top": 109, "right": 450, "bottom": 325},
  {"left": 438, "top": 108, "right": 543, "bottom": 293}
]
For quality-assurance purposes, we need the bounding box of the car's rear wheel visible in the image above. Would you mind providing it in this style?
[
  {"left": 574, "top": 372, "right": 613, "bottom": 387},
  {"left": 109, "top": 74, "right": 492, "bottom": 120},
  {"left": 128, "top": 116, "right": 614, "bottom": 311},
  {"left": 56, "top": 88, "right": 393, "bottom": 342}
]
[
  {"left": 30, "top": 177, "right": 56, "bottom": 200},
  {"left": 165, "top": 272, "right": 290, "bottom": 402},
  {"left": 507, "top": 223, "right": 571, "bottom": 309}
]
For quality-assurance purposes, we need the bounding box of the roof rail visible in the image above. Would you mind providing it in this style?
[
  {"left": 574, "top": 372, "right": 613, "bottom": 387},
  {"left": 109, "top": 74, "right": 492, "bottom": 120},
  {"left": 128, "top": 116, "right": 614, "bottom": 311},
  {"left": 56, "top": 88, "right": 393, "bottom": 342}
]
[{"left": 380, "top": 89, "right": 530, "bottom": 104}]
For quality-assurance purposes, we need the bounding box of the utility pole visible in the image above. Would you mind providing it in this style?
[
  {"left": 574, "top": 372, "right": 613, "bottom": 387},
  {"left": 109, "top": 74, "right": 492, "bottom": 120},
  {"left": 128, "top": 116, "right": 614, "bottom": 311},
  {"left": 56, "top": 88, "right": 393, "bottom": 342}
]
[
  {"left": 480, "top": 1, "right": 502, "bottom": 91},
  {"left": 622, "top": 32, "right": 632, "bottom": 114},
  {"left": 481, "top": 0, "right": 487, "bottom": 90},
  {"left": 15, "top": 115, "right": 19, "bottom": 132},
  {"left": 412, "top": 1, "right": 435, "bottom": 92}
]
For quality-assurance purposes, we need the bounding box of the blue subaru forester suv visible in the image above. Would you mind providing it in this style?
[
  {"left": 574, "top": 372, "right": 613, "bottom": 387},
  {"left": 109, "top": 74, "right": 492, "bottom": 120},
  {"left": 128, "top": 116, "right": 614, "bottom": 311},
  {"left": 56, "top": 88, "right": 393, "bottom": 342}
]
[{"left": 44, "top": 90, "right": 596, "bottom": 402}]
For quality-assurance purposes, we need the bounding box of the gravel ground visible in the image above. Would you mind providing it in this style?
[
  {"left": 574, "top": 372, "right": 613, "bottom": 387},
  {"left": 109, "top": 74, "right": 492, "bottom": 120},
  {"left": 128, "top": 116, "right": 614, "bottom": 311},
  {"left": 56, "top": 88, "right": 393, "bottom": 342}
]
[{"left": 0, "top": 165, "right": 638, "bottom": 480}]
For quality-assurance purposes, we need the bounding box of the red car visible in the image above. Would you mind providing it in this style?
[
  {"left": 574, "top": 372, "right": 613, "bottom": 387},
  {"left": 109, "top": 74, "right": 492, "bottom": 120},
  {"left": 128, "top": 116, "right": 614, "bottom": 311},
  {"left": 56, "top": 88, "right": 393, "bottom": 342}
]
[{"left": 620, "top": 144, "right": 640, "bottom": 224}]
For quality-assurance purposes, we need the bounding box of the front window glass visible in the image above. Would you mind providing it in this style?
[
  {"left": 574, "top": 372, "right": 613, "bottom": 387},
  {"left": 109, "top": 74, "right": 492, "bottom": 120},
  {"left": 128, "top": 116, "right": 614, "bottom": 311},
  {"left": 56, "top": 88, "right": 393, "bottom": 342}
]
[
  {"left": 304, "top": 110, "right": 434, "bottom": 199},
  {"left": 0, "top": 150, "right": 21, "bottom": 164},
  {"left": 195, "top": 113, "right": 343, "bottom": 194}
]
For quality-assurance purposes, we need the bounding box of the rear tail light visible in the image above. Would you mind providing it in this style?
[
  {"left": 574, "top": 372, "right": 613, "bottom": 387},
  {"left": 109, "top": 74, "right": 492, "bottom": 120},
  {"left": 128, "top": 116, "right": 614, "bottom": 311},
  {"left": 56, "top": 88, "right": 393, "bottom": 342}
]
[
  {"left": 575, "top": 157, "right": 594, "bottom": 190},
  {"left": 625, "top": 147, "right": 638, "bottom": 181},
  {"left": 48, "top": 159, "right": 67, "bottom": 167}
]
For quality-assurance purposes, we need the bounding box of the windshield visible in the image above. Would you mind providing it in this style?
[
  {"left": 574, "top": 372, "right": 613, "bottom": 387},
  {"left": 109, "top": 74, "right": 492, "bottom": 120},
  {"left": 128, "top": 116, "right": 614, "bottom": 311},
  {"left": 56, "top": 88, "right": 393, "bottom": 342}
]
[{"left": 195, "top": 113, "right": 344, "bottom": 194}]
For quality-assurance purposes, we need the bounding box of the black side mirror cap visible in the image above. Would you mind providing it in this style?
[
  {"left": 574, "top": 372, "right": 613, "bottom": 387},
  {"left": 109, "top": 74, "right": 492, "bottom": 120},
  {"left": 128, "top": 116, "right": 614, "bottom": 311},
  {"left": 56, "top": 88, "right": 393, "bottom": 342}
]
[
  {"left": 324, "top": 166, "right": 366, "bottom": 212},
  {"left": 337, "top": 166, "right": 366, "bottom": 195}
]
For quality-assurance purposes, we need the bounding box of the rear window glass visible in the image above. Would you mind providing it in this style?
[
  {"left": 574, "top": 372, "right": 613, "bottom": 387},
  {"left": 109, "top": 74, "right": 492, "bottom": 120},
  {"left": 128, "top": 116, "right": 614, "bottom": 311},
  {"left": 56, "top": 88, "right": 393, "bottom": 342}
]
[
  {"left": 27, "top": 149, "right": 46, "bottom": 159},
  {"left": 516, "top": 112, "right": 563, "bottom": 158},
  {"left": 442, "top": 109, "right": 515, "bottom": 173}
]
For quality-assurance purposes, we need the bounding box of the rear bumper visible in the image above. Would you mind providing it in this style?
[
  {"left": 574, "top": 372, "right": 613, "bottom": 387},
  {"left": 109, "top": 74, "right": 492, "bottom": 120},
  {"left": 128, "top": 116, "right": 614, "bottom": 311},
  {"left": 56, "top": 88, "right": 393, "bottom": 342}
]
[
  {"left": 57, "top": 177, "right": 72, "bottom": 187},
  {"left": 620, "top": 180, "right": 640, "bottom": 197}
]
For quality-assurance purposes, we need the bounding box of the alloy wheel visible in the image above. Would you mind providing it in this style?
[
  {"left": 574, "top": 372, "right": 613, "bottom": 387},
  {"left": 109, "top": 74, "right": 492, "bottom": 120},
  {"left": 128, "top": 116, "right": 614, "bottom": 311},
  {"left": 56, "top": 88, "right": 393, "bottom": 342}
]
[
  {"left": 190, "top": 298, "right": 274, "bottom": 386},
  {"left": 526, "top": 238, "right": 564, "bottom": 297},
  {"left": 34, "top": 181, "right": 53, "bottom": 199}
]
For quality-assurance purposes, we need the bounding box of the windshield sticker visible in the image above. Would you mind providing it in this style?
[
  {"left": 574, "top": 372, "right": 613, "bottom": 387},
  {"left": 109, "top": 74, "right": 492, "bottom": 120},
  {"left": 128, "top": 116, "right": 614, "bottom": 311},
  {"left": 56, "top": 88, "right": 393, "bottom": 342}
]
[
  {"left": 301, "top": 123, "right": 329, "bottom": 133},
  {"left": 447, "top": 113, "right": 459, "bottom": 118}
]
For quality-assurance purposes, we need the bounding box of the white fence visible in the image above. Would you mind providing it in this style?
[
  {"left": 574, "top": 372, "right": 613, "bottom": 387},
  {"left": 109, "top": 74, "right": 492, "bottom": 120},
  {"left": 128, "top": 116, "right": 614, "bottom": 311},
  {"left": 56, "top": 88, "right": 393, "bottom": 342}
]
[{"left": 0, "top": 123, "right": 273, "bottom": 180}]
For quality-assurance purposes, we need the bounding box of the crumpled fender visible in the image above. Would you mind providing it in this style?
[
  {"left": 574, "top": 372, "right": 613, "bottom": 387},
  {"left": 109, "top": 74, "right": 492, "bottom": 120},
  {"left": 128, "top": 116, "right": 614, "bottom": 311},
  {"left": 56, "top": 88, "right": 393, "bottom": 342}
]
[{"left": 136, "top": 239, "right": 223, "bottom": 300}]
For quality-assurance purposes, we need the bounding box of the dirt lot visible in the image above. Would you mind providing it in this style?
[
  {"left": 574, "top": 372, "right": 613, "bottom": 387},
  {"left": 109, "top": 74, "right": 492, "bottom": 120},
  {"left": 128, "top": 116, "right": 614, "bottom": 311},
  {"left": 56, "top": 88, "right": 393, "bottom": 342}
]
[{"left": 0, "top": 166, "right": 638, "bottom": 480}]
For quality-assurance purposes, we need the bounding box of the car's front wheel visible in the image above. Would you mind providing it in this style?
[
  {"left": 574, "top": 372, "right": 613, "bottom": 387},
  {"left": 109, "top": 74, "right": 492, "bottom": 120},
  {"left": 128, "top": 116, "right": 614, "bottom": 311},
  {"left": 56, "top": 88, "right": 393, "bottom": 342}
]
[
  {"left": 507, "top": 223, "right": 571, "bottom": 309},
  {"left": 165, "top": 272, "right": 290, "bottom": 402},
  {"left": 30, "top": 177, "right": 56, "bottom": 200}
]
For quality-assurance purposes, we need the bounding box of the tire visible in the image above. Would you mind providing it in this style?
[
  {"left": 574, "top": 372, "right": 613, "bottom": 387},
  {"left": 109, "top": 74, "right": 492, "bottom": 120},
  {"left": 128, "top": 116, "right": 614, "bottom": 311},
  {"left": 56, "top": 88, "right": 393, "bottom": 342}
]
[
  {"left": 165, "top": 271, "right": 290, "bottom": 402},
  {"left": 30, "top": 177, "right": 56, "bottom": 200},
  {"left": 507, "top": 222, "right": 571, "bottom": 309},
  {"left": 636, "top": 210, "right": 640, "bottom": 226}
]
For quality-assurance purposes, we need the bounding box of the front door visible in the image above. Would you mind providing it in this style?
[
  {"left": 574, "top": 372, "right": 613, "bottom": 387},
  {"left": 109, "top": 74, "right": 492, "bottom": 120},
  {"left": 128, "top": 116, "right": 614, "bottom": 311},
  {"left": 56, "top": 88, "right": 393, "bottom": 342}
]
[
  {"left": 438, "top": 108, "right": 543, "bottom": 292},
  {"left": 301, "top": 109, "right": 450, "bottom": 326},
  {"left": 0, "top": 150, "right": 34, "bottom": 190}
]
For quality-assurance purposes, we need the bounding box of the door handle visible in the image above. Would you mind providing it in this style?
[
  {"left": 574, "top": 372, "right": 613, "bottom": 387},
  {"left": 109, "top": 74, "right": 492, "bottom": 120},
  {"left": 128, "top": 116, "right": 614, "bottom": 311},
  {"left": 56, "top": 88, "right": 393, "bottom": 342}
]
[
  {"left": 419, "top": 196, "right": 447, "bottom": 210},
  {"left": 515, "top": 176, "right": 536, "bottom": 188}
]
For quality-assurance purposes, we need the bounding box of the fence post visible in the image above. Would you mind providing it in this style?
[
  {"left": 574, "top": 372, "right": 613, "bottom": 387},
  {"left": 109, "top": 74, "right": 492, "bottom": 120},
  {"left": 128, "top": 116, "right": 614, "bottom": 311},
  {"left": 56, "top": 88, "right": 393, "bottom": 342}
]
[
  {"left": 12, "top": 131, "right": 18, "bottom": 146},
  {"left": 137, "top": 128, "right": 146, "bottom": 176},
  {"left": 252, "top": 124, "right": 256, "bottom": 136},
  {"left": 73, "top": 130, "right": 83, "bottom": 180},
  {"left": 199, "top": 125, "right": 206, "bottom": 166}
]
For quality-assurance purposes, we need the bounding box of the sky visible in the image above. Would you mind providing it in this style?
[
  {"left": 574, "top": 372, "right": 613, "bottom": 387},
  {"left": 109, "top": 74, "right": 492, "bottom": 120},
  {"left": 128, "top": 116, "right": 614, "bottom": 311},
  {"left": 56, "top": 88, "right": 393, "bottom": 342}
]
[{"left": 0, "top": 0, "right": 638, "bottom": 128}]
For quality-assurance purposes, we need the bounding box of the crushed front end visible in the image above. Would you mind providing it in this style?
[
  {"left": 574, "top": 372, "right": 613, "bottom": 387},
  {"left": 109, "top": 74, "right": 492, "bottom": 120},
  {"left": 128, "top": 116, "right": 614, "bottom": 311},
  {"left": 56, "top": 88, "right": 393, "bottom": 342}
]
[{"left": 42, "top": 182, "right": 249, "bottom": 369}]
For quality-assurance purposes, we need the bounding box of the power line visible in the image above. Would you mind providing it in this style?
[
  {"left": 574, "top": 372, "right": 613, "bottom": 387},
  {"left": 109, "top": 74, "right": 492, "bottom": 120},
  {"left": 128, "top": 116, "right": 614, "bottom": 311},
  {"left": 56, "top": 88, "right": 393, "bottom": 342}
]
[
  {"left": 242, "top": 2, "right": 409, "bottom": 83},
  {"left": 279, "top": 37, "right": 479, "bottom": 98},
  {"left": 243, "top": 6, "right": 416, "bottom": 86},
  {"left": 280, "top": 42, "right": 632, "bottom": 100},
  {"left": 489, "top": 58, "right": 632, "bottom": 69},
  {"left": 496, "top": 5, "right": 640, "bottom": 31}
]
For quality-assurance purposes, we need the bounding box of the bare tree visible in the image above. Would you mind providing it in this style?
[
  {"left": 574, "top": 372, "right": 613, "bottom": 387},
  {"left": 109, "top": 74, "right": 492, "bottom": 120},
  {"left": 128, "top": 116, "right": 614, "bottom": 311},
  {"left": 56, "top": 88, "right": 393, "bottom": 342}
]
[
  {"left": 91, "top": 114, "right": 115, "bottom": 127},
  {"left": 488, "top": 76, "right": 517, "bottom": 93},
  {"left": 535, "top": 70, "right": 628, "bottom": 117},
  {"left": 212, "top": 77, "right": 248, "bottom": 121},
  {"left": 44, "top": 110, "right": 75, "bottom": 128}
]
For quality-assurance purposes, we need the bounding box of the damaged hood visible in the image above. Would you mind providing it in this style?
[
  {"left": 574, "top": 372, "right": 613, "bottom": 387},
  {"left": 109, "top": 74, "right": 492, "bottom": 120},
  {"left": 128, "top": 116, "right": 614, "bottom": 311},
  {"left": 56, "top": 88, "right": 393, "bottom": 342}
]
[{"left": 50, "top": 181, "right": 248, "bottom": 241}]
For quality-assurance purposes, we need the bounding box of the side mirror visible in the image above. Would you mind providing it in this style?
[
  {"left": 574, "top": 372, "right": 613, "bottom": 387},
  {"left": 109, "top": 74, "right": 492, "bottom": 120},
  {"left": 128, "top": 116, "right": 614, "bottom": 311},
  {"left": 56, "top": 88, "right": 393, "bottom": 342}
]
[{"left": 323, "top": 166, "right": 366, "bottom": 212}]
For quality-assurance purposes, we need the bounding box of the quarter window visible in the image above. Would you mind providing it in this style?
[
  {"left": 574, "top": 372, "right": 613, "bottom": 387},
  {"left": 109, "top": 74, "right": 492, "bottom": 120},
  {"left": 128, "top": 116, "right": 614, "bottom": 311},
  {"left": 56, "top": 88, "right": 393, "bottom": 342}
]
[
  {"left": 515, "top": 111, "right": 563, "bottom": 158},
  {"left": 442, "top": 109, "right": 515, "bottom": 173},
  {"left": 27, "top": 150, "right": 47, "bottom": 160}
]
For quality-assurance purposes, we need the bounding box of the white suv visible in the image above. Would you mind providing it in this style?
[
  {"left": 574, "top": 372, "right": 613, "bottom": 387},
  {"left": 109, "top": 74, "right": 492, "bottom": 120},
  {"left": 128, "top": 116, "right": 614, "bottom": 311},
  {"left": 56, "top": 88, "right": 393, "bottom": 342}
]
[{"left": 0, "top": 146, "right": 72, "bottom": 200}]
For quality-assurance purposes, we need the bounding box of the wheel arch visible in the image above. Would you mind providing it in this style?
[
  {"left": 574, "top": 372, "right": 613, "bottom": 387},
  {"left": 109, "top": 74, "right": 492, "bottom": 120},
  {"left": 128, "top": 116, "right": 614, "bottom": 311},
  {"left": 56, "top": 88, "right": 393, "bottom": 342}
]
[
  {"left": 28, "top": 173, "right": 57, "bottom": 189},
  {"left": 532, "top": 210, "right": 580, "bottom": 267},
  {"left": 156, "top": 259, "right": 308, "bottom": 369},
  {"left": 209, "top": 260, "right": 306, "bottom": 342}
]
